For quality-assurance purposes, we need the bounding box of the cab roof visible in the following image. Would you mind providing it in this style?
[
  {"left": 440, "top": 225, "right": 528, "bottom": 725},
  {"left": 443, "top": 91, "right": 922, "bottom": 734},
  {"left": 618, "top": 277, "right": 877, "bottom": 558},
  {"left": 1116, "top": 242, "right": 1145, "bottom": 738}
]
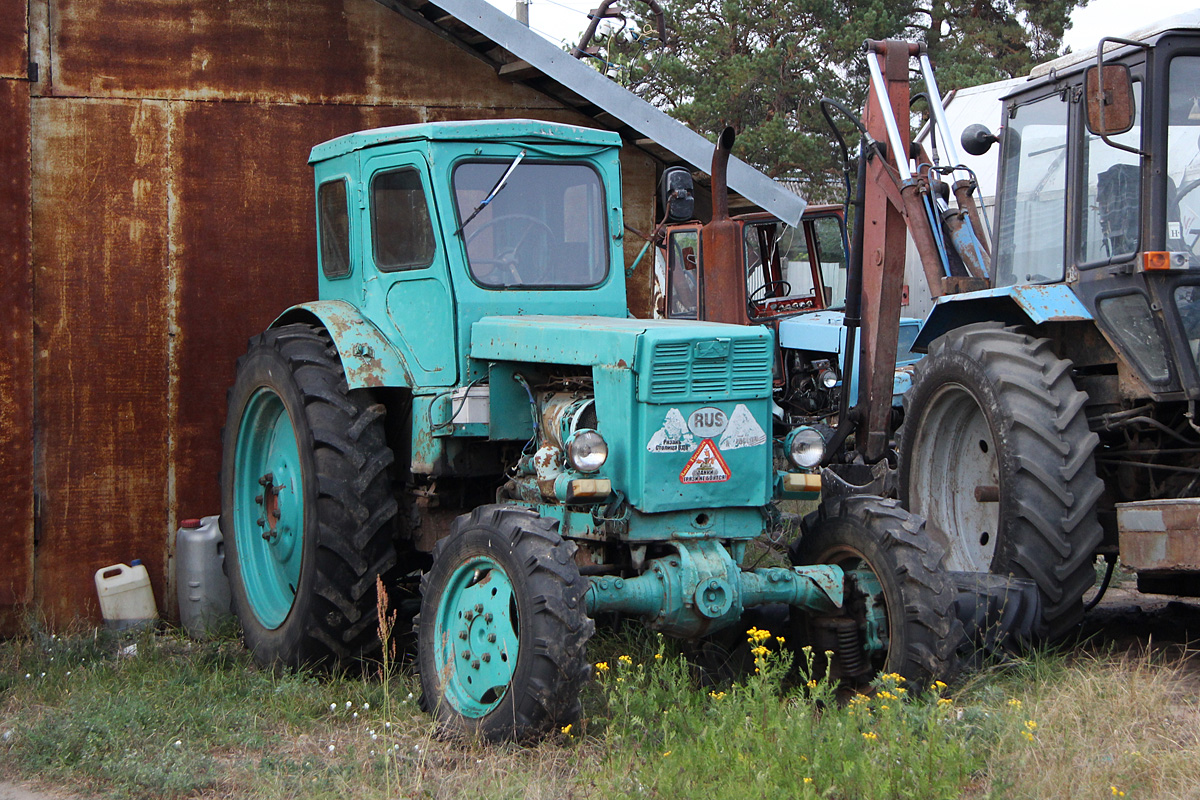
[{"left": 309, "top": 119, "right": 621, "bottom": 165}]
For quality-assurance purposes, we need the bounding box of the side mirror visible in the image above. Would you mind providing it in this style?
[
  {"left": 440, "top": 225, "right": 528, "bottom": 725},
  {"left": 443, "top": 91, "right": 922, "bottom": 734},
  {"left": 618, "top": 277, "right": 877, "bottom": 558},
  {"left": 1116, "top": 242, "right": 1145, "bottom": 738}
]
[
  {"left": 961, "top": 124, "right": 1000, "bottom": 156},
  {"left": 1086, "top": 63, "right": 1135, "bottom": 135},
  {"left": 661, "top": 166, "right": 695, "bottom": 222}
]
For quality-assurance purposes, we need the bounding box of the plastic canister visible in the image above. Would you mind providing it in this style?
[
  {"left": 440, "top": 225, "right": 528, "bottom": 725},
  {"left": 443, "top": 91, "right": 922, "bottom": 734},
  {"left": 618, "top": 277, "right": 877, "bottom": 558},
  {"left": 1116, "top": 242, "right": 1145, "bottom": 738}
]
[
  {"left": 175, "top": 516, "right": 233, "bottom": 639},
  {"left": 94, "top": 561, "right": 159, "bottom": 630}
]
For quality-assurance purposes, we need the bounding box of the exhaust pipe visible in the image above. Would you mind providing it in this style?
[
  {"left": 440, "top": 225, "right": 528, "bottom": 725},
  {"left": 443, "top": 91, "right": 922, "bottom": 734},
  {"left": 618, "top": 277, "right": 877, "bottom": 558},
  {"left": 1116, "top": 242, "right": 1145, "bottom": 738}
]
[{"left": 700, "top": 127, "right": 746, "bottom": 325}]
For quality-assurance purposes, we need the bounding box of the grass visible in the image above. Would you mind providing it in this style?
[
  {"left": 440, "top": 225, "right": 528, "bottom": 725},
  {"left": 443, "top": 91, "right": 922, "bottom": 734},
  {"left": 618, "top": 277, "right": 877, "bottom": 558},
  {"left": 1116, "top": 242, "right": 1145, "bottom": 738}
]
[{"left": 2, "top": 620, "right": 1199, "bottom": 799}]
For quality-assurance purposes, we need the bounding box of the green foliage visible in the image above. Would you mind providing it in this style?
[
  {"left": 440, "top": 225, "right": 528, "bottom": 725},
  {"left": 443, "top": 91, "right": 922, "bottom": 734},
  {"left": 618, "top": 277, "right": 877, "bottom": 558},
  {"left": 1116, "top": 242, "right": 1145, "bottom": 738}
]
[
  {"left": 581, "top": 627, "right": 1000, "bottom": 799},
  {"left": 587, "top": 0, "right": 1087, "bottom": 200}
]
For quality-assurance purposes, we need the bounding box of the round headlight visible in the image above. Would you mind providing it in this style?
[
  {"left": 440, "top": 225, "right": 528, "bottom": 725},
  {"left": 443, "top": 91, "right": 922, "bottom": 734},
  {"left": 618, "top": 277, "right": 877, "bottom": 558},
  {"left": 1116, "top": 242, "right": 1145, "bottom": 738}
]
[
  {"left": 818, "top": 367, "right": 839, "bottom": 390},
  {"left": 566, "top": 429, "right": 608, "bottom": 473},
  {"left": 788, "top": 426, "right": 826, "bottom": 469}
]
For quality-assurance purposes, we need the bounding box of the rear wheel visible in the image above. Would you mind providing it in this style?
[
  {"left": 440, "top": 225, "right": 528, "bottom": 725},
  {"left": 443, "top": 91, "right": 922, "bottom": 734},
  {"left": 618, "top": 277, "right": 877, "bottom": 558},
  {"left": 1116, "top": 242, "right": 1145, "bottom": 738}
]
[
  {"left": 221, "top": 323, "right": 398, "bottom": 668},
  {"left": 417, "top": 505, "right": 593, "bottom": 741},
  {"left": 789, "top": 495, "right": 961, "bottom": 687},
  {"left": 899, "top": 323, "right": 1104, "bottom": 639}
]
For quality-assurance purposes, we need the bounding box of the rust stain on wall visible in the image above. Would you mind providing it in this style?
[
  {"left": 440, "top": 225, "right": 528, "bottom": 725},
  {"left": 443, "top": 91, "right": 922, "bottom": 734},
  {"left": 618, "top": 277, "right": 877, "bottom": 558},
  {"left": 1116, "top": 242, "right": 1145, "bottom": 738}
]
[
  {"left": 0, "top": 0, "right": 27, "bottom": 79},
  {"left": 31, "top": 98, "right": 171, "bottom": 627},
  {"left": 620, "top": 145, "right": 657, "bottom": 318},
  {"left": 50, "top": 0, "right": 559, "bottom": 110},
  {"left": 0, "top": 79, "right": 34, "bottom": 622}
]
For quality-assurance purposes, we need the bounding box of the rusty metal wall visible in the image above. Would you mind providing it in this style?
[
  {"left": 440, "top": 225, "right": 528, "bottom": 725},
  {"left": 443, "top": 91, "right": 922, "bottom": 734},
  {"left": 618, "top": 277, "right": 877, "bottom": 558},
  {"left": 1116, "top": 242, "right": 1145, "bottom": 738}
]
[
  {"left": 0, "top": 75, "right": 34, "bottom": 631},
  {"left": 0, "top": 0, "right": 25, "bottom": 79},
  {"left": 31, "top": 99, "right": 172, "bottom": 626},
  {"left": 17, "top": 0, "right": 661, "bottom": 630}
]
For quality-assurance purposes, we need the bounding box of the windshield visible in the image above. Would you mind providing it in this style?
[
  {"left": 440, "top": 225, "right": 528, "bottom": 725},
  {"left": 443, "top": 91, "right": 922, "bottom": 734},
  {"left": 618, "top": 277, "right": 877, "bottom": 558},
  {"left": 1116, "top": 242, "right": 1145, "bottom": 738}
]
[
  {"left": 1168, "top": 56, "right": 1200, "bottom": 265},
  {"left": 453, "top": 161, "right": 609, "bottom": 288}
]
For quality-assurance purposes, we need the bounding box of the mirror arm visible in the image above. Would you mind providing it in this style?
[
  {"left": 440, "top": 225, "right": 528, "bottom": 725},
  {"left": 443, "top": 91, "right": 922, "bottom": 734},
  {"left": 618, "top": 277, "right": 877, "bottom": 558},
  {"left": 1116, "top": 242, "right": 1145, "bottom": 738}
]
[{"left": 1095, "top": 36, "right": 1150, "bottom": 156}]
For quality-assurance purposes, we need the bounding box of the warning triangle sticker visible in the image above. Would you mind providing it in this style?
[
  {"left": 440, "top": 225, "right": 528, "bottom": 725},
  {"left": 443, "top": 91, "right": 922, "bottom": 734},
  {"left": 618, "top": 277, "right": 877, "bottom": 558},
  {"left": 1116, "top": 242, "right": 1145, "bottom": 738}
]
[{"left": 679, "top": 439, "right": 731, "bottom": 484}]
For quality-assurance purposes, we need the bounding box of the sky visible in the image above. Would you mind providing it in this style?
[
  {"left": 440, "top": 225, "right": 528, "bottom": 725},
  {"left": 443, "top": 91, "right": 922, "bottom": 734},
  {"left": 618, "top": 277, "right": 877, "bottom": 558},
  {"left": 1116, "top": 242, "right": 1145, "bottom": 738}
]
[{"left": 482, "top": 0, "right": 1199, "bottom": 55}]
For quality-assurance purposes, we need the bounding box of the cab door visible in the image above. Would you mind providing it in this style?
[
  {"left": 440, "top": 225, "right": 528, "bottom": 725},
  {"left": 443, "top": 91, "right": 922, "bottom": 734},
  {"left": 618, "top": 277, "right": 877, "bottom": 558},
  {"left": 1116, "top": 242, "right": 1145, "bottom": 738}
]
[{"left": 362, "top": 151, "right": 457, "bottom": 387}]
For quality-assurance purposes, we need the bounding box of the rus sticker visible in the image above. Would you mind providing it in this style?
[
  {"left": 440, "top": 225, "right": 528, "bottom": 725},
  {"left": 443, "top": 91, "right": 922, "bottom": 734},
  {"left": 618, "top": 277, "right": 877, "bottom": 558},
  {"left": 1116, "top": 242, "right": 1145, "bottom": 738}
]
[
  {"left": 718, "top": 404, "right": 767, "bottom": 451},
  {"left": 680, "top": 439, "right": 731, "bottom": 484},
  {"left": 688, "top": 406, "right": 728, "bottom": 438}
]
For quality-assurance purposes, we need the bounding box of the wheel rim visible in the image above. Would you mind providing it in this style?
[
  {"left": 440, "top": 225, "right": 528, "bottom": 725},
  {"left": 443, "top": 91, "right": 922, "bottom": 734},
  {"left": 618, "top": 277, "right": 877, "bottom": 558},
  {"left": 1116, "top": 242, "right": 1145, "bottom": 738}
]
[
  {"left": 909, "top": 383, "right": 1000, "bottom": 572},
  {"left": 432, "top": 556, "right": 519, "bottom": 718},
  {"left": 233, "top": 387, "right": 305, "bottom": 629}
]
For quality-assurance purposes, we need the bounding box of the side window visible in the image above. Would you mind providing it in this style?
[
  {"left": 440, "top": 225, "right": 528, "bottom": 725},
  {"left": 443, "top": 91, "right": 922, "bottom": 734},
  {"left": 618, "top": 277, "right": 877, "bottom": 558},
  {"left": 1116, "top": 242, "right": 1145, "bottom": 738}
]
[
  {"left": 318, "top": 179, "right": 351, "bottom": 279},
  {"left": 1081, "top": 82, "right": 1143, "bottom": 263},
  {"left": 812, "top": 217, "right": 848, "bottom": 307},
  {"left": 372, "top": 168, "right": 435, "bottom": 272},
  {"left": 994, "top": 92, "right": 1070, "bottom": 286},
  {"left": 668, "top": 229, "right": 699, "bottom": 318}
]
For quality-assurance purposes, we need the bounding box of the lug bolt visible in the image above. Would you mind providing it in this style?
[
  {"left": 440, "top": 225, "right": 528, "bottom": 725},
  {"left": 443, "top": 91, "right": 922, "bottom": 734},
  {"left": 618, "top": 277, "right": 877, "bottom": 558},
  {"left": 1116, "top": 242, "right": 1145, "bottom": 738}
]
[
  {"left": 484, "top": 613, "right": 493, "bottom": 623},
  {"left": 259, "top": 473, "right": 273, "bottom": 486},
  {"left": 472, "top": 660, "right": 481, "bottom": 670},
  {"left": 255, "top": 494, "right": 263, "bottom": 504},
  {"left": 462, "top": 650, "right": 471, "bottom": 659},
  {"left": 481, "top": 653, "right": 491, "bottom": 663},
  {"left": 257, "top": 516, "right": 266, "bottom": 527},
  {"left": 464, "top": 610, "right": 474, "bottom": 621},
  {"left": 487, "top": 633, "right": 497, "bottom": 643},
  {"left": 458, "top": 630, "right": 468, "bottom": 640},
  {"left": 474, "top": 604, "right": 484, "bottom": 613}
]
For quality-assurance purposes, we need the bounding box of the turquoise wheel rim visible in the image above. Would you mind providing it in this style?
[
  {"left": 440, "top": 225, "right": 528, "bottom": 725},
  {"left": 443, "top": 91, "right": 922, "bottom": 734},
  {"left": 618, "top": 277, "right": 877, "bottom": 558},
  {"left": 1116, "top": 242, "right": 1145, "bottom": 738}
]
[
  {"left": 233, "top": 387, "right": 305, "bottom": 629},
  {"left": 433, "top": 556, "right": 519, "bottom": 718}
]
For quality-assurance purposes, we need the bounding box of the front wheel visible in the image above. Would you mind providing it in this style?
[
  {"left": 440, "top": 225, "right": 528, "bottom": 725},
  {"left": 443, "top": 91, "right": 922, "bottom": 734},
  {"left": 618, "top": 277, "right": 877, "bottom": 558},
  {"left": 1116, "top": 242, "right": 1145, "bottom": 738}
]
[
  {"left": 417, "top": 505, "right": 593, "bottom": 741},
  {"left": 789, "top": 495, "right": 962, "bottom": 687}
]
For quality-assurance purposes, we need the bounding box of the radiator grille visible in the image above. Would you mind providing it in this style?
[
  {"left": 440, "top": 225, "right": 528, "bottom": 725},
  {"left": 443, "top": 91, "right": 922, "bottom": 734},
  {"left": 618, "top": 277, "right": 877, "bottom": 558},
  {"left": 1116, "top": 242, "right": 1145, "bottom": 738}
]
[{"left": 646, "top": 337, "right": 771, "bottom": 402}]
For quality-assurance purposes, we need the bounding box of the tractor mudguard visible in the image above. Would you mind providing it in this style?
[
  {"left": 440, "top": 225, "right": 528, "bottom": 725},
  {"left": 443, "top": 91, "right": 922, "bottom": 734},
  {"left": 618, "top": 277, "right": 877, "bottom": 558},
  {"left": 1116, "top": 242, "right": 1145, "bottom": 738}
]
[
  {"left": 273, "top": 300, "right": 413, "bottom": 389},
  {"left": 914, "top": 284, "right": 1092, "bottom": 351}
]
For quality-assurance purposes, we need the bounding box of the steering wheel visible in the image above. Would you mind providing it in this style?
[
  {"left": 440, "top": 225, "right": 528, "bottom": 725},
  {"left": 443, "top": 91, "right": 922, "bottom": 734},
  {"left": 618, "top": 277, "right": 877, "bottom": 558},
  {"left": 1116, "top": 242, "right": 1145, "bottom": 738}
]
[
  {"left": 464, "top": 214, "right": 554, "bottom": 285},
  {"left": 748, "top": 280, "right": 792, "bottom": 305}
]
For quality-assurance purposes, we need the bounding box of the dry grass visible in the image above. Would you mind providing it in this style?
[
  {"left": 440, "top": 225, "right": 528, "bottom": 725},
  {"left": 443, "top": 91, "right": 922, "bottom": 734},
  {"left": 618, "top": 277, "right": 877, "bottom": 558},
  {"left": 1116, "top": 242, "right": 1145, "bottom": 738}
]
[{"left": 977, "top": 648, "right": 1200, "bottom": 799}]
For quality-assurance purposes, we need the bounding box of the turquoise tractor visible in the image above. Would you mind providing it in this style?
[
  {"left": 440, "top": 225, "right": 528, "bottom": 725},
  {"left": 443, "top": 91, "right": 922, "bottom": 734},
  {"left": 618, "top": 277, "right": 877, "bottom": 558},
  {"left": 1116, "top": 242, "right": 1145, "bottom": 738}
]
[{"left": 221, "top": 120, "right": 961, "bottom": 740}]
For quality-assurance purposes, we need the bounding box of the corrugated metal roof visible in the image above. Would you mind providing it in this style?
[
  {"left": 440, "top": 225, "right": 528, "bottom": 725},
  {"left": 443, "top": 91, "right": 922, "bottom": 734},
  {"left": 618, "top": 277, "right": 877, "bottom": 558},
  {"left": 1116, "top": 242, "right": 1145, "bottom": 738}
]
[{"left": 371, "top": 0, "right": 808, "bottom": 225}]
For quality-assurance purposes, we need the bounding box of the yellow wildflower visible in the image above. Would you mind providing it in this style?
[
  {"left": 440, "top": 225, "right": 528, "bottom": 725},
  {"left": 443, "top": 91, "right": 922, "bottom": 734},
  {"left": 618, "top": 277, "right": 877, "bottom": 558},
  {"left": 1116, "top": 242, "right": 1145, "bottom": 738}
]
[
  {"left": 1025, "top": 720, "right": 1038, "bottom": 730},
  {"left": 933, "top": 680, "right": 947, "bottom": 691},
  {"left": 862, "top": 731, "right": 878, "bottom": 742},
  {"left": 1110, "top": 788, "right": 1125, "bottom": 797},
  {"left": 662, "top": 751, "right": 672, "bottom": 757},
  {"left": 751, "top": 645, "right": 769, "bottom": 658},
  {"left": 1007, "top": 698, "right": 1022, "bottom": 708},
  {"left": 877, "top": 690, "right": 896, "bottom": 700},
  {"left": 775, "top": 636, "right": 786, "bottom": 644},
  {"left": 1021, "top": 730, "right": 1035, "bottom": 742},
  {"left": 595, "top": 661, "right": 609, "bottom": 673},
  {"left": 709, "top": 690, "right": 726, "bottom": 700},
  {"left": 618, "top": 655, "right": 633, "bottom": 666},
  {"left": 561, "top": 724, "right": 572, "bottom": 736},
  {"left": 804, "top": 777, "right": 813, "bottom": 784},
  {"left": 806, "top": 679, "right": 818, "bottom": 689},
  {"left": 937, "top": 698, "right": 953, "bottom": 707},
  {"left": 654, "top": 653, "right": 663, "bottom": 660}
]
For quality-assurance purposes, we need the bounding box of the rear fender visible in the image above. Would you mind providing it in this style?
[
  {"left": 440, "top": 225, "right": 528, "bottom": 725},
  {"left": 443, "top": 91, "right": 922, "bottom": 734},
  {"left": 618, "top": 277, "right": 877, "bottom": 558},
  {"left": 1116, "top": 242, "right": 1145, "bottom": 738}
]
[
  {"left": 914, "top": 285, "right": 1092, "bottom": 351},
  {"left": 273, "top": 300, "right": 413, "bottom": 389}
]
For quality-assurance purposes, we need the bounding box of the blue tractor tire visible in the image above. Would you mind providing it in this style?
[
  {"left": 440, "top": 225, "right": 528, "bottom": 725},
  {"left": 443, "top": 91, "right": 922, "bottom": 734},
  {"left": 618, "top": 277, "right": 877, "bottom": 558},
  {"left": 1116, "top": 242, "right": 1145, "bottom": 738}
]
[
  {"left": 221, "top": 323, "right": 399, "bottom": 668},
  {"left": 898, "top": 322, "right": 1104, "bottom": 640},
  {"left": 417, "top": 505, "right": 593, "bottom": 741}
]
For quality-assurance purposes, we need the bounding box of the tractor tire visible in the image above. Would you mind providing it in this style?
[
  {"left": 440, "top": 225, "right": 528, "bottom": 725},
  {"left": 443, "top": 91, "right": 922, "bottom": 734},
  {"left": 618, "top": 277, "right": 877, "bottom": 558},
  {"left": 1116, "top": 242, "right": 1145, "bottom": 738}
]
[
  {"left": 898, "top": 322, "right": 1104, "bottom": 640},
  {"left": 221, "top": 323, "right": 399, "bottom": 668},
  {"left": 789, "top": 495, "right": 962, "bottom": 686},
  {"left": 417, "top": 505, "right": 594, "bottom": 741}
]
